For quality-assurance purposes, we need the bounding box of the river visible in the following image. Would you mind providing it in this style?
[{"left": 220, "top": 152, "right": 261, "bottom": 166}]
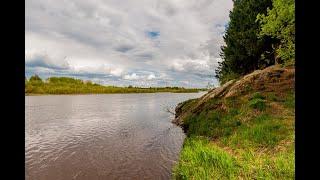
[{"left": 25, "top": 92, "right": 205, "bottom": 179}]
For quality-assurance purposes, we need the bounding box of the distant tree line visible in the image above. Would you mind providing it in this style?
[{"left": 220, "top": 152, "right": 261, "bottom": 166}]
[
  {"left": 25, "top": 75, "right": 205, "bottom": 94},
  {"left": 216, "top": 0, "right": 295, "bottom": 84}
]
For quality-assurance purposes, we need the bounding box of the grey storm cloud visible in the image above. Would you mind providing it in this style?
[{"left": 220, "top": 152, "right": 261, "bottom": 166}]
[
  {"left": 25, "top": 52, "right": 70, "bottom": 70},
  {"left": 25, "top": 0, "right": 233, "bottom": 88},
  {"left": 115, "top": 45, "right": 135, "bottom": 53}
]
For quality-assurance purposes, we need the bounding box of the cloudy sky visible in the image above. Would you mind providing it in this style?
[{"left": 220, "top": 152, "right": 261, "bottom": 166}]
[{"left": 26, "top": 0, "right": 233, "bottom": 88}]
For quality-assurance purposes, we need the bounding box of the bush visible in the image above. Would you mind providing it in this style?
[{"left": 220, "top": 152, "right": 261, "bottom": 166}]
[
  {"left": 249, "top": 92, "right": 265, "bottom": 100},
  {"left": 248, "top": 98, "right": 266, "bottom": 110}
]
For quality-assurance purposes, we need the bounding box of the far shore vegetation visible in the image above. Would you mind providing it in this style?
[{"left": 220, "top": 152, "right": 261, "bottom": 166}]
[{"left": 25, "top": 75, "right": 206, "bottom": 95}]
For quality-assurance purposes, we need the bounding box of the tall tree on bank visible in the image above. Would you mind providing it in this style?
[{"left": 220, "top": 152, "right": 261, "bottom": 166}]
[
  {"left": 215, "top": 0, "right": 275, "bottom": 84},
  {"left": 257, "top": 0, "right": 295, "bottom": 65}
]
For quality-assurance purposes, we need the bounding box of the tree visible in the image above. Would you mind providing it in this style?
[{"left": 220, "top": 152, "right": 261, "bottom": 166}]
[
  {"left": 85, "top": 80, "right": 93, "bottom": 85},
  {"left": 29, "top": 74, "right": 42, "bottom": 82},
  {"left": 216, "top": 0, "right": 275, "bottom": 85},
  {"left": 257, "top": 0, "right": 295, "bottom": 65}
]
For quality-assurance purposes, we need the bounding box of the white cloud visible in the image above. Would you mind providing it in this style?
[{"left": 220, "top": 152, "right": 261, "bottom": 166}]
[
  {"left": 147, "top": 74, "right": 156, "bottom": 80},
  {"left": 169, "top": 52, "right": 219, "bottom": 77},
  {"left": 72, "top": 64, "right": 124, "bottom": 77},
  {"left": 123, "top": 73, "right": 140, "bottom": 80},
  {"left": 123, "top": 72, "right": 157, "bottom": 81},
  {"left": 26, "top": 0, "right": 233, "bottom": 87}
]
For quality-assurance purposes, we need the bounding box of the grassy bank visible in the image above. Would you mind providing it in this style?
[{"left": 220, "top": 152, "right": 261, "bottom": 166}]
[
  {"left": 173, "top": 66, "right": 295, "bottom": 179},
  {"left": 25, "top": 76, "right": 205, "bottom": 94}
]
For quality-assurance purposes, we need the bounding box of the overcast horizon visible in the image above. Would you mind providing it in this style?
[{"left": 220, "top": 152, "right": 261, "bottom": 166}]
[{"left": 26, "top": 0, "right": 233, "bottom": 88}]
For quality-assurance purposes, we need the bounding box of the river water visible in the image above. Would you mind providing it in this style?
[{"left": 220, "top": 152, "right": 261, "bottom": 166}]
[{"left": 25, "top": 92, "right": 205, "bottom": 180}]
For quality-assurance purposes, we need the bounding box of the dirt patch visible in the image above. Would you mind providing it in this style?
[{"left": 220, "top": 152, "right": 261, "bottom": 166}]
[{"left": 174, "top": 65, "right": 295, "bottom": 126}]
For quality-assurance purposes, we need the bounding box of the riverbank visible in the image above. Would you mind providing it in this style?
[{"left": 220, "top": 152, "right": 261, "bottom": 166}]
[
  {"left": 25, "top": 76, "right": 206, "bottom": 94},
  {"left": 172, "top": 65, "right": 295, "bottom": 179}
]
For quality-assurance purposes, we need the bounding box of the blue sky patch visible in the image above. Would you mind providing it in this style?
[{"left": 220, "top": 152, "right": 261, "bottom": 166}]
[
  {"left": 146, "top": 31, "right": 160, "bottom": 38},
  {"left": 224, "top": 23, "right": 229, "bottom": 30}
]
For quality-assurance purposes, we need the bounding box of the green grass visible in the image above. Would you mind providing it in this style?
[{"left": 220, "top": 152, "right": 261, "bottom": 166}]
[
  {"left": 250, "top": 92, "right": 265, "bottom": 100},
  {"left": 173, "top": 137, "right": 238, "bottom": 180},
  {"left": 225, "top": 114, "right": 289, "bottom": 148},
  {"left": 266, "top": 92, "right": 278, "bottom": 101},
  {"left": 180, "top": 99, "right": 199, "bottom": 112},
  {"left": 284, "top": 92, "right": 295, "bottom": 109},
  {"left": 183, "top": 101, "right": 242, "bottom": 139},
  {"left": 173, "top": 90, "right": 295, "bottom": 179},
  {"left": 248, "top": 98, "right": 266, "bottom": 111}
]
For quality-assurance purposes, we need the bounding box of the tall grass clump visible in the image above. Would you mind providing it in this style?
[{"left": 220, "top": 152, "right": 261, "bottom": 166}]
[{"left": 173, "top": 137, "right": 238, "bottom": 180}]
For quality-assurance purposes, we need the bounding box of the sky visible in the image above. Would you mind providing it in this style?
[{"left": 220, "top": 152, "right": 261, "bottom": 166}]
[{"left": 25, "top": 0, "right": 233, "bottom": 88}]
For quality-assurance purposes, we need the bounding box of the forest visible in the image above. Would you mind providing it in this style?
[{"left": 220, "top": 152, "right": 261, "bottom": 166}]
[{"left": 215, "top": 0, "right": 294, "bottom": 84}]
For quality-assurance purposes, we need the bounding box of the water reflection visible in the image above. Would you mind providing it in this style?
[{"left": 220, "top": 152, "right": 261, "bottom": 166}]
[{"left": 25, "top": 92, "right": 205, "bottom": 179}]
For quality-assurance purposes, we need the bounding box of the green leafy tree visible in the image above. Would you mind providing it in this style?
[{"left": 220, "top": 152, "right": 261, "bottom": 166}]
[
  {"left": 216, "top": 0, "right": 275, "bottom": 85},
  {"left": 257, "top": 0, "right": 295, "bottom": 65}
]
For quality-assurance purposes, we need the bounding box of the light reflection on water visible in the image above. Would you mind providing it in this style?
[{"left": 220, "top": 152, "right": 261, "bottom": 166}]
[{"left": 25, "top": 92, "right": 205, "bottom": 180}]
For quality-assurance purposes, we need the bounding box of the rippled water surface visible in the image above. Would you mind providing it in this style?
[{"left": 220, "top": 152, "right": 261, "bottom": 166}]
[{"left": 25, "top": 92, "right": 205, "bottom": 180}]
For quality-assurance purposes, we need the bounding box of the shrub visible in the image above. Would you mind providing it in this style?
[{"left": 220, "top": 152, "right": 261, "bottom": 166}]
[
  {"left": 250, "top": 92, "right": 265, "bottom": 100},
  {"left": 248, "top": 98, "right": 266, "bottom": 110}
]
